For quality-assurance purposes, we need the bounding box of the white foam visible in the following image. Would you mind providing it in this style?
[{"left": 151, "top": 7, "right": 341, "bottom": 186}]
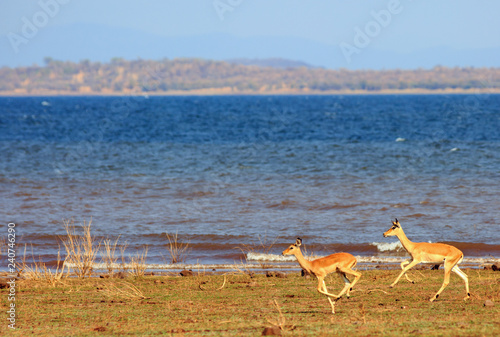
[
  {"left": 395, "top": 137, "right": 406, "bottom": 142},
  {"left": 63, "top": 255, "right": 500, "bottom": 272},
  {"left": 64, "top": 262, "right": 295, "bottom": 271},
  {"left": 246, "top": 252, "right": 296, "bottom": 262},
  {"left": 371, "top": 241, "right": 404, "bottom": 252},
  {"left": 356, "top": 256, "right": 406, "bottom": 263}
]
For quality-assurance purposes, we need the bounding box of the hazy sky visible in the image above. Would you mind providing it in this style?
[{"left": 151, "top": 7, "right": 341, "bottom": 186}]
[{"left": 1, "top": 0, "right": 499, "bottom": 68}]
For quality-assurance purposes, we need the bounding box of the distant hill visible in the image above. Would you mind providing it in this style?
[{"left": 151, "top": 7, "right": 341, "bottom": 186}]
[
  {"left": 0, "top": 57, "right": 499, "bottom": 95},
  {"left": 1, "top": 24, "right": 500, "bottom": 70}
]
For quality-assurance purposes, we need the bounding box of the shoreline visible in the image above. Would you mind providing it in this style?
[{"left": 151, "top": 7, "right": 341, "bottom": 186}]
[
  {"left": 1, "top": 88, "right": 500, "bottom": 97},
  {"left": 2, "top": 256, "right": 497, "bottom": 275}
]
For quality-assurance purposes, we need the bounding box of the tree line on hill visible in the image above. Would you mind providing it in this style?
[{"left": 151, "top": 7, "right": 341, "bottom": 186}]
[{"left": 0, "top": 57, "right": 498, "bottom": 94}]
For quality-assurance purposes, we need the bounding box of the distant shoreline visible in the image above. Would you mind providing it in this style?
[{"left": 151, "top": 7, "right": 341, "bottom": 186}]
[
  {"left": 4, "top": 59, "right": 498, "bottom": 98},
  {"left": 2, "top": 88, "right": 500, "bottom": 97}
]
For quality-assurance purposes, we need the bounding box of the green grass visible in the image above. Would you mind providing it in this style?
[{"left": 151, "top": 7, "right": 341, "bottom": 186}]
[{"left": 2, "top": 269, "right": 499, "bottom": 336}]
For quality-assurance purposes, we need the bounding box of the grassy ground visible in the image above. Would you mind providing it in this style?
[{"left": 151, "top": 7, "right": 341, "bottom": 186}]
[{"left": 1, "top": 268, "right": 499, "bottom": 336}]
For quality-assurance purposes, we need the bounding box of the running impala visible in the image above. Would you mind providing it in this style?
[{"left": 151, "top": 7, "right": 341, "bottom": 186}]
[
  {"left": 282, "top": 238, "right": 361, "bottom": 314},
  {"left": 383, "top": 219, "right": 470, "bottom": 302}
]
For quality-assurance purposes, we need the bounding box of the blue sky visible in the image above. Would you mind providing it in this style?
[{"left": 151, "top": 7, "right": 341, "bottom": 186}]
[{"left": 1, "top": 0, "right": 499, "bottom": 69}]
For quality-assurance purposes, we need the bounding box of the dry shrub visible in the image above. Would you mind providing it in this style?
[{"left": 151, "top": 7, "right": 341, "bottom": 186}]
[
  {"left": 19, "top": 244, "right": 65, "bottom": 286},
  {"left": 165, "top": 232, "right": 190, "bottom": 264},
  {"left": 236, "top": 234, "right": 280, "bottom": 257},
  {"left": 129, "top": 246, "right": 148, "bottom": 277},
  {"left": 60, "top": 218, "right": 101, "bottom": 278},
  {"left": 101, "top": 236, "right": 121, "bottom": 274},
  {"left": 235, "top": 234, "right": 280, "bottom": 269},
  {"left": 232, "top": 261, "right": 256, "bottom": 278},
  {"left": 266, "top": 299, "right": 287, "bottom": 331},
  {"left": 118, "top": 242, "right": 129, "bottom": 272}
]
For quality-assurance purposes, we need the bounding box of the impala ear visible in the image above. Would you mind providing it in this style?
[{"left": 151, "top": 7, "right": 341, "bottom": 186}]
[{"left": 295, "top": 237, "right": 302, "bottom": 247}]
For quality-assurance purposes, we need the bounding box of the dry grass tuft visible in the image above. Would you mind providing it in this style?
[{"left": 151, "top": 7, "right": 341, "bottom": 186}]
[
  {"left": 358, "top": 303, "right": 367, "bottom": 324},
  {"left": 101, "top": 236, "right": 121, "bottom": 275},
  {"left": 100, "top": 281, "right": 149, "bottom": 300},
  {"left": 60, "top": 218, "right": 101, "bottom": 278},
  {"left": 236, "top": 234, "right": 280, "bottom": 256},
  {"left": 199, "top": 274, "right": 227, "bottom": 291},
  {"left": 265, "top": 299, "right": 289, "bottom": 332},
  {"left": 235, "top": 234, "right": 281, "bottom": 269},
  {"left": 118, "top": 242, "right": 129, "bottom": 272},
  {"left": 129, "top": 246, "right": 148, "bottom": 277},
  {"left": 165, "top": 232, "right": 190, "bottom": 264},
  {"left": 232, "top": 259, "right": 256, "bottom": 278},
  {"left": 19, "top": 244, "right": 66, "bottom": 286}
]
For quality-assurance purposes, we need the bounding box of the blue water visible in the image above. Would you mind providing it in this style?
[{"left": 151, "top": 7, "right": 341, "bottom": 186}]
[{"left": 1, "top": 95, "right": 499, "bottom": 265}]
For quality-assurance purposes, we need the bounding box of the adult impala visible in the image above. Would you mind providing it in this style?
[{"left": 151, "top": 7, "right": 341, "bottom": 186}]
[
  {"left": 383, "top": 219, "right": 470, "bottom": 302},
  {"left": 282, "top": 238, "right": 361, "bottom": 314}
]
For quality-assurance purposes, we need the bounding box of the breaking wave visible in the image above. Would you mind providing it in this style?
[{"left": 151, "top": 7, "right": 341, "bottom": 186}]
[
  {"left": 370, "top": 241, "right": 405, "bottom": 252},
  {"left": 246, "top": 252, "right": 296, "bottom": 262}
]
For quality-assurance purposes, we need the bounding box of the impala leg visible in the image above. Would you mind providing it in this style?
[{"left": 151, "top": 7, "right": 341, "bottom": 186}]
[
  {"left": 401, "top": 260, "right": 415, "bottom": 283},
  {"left": 451, "top": 265, "right": 470, "bottom": 301},
  {"left": 316, "top": 277, "right": 341, "bottom": 299},
  {"left": 430, "top": 261, "right": 454, "bottom": 302},
  {"left": 332, "top": 272, "right": 352, "bottom": 299},
  {"left": 317, "top": 277, "right": 338, "bottom": 314},
  {"left": 337, "top": 267, "right": 361, "bottom": 298},
  {"left": 326, "top": 296, "right": 336, "bottom": 314},
  {"left": 340, "top": 273, "right": 352, "bottom": 297},
  {"left": 391, "top": 260, "right": 420, "bottom": 287}
]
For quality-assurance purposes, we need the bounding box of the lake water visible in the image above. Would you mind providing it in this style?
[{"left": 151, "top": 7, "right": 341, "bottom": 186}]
[{"left": 1, "top": 94, "right": 499, "bottom": 269}]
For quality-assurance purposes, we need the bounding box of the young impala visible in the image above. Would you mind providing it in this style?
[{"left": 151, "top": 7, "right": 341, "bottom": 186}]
[
  {"left": 383, "top": 219, "right": 470, "bottom": 302},
  {"left": 282, "top": 238, "right": 361, "bottom": 314}
]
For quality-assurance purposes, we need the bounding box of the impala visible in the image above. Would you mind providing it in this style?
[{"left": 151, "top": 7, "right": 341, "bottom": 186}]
[
  {"left": 282, "top": 238, "right": 361, "bottom": 314},
  {"left": 383, "top": 219, "right": 470, "bottom": 302}
]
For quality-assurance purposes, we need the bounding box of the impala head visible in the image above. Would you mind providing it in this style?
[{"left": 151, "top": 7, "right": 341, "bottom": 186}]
[
  {"left": 282, "top": 237, "right": 302, "bottom": 256},
  {"left": 383, "top": 218, "right": 402, "bottom": 237}
]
